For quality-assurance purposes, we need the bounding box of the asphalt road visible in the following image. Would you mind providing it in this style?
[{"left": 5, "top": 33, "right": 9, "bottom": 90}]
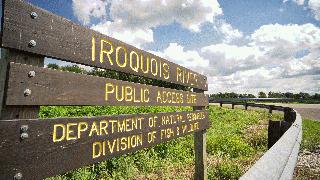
[
  {"left": 263, "top": 103, "right": 320, "bottom": 121},
  {"left": 211, "top": 103, "right": 320, "bottom": 121}
]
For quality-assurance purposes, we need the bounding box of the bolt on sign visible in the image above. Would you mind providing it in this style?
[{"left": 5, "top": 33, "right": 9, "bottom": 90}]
[{"left": 0, "top": 0, "right": 209, "bottom": 180}]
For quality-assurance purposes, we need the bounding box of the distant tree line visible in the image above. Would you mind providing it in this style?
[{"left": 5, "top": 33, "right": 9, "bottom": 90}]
[
  {"left": 209, "top": 92, "right": 256, "bottom": 99},
  {"left": 46, "top": 63, "right": 189, "bottom": 91},
  {"left": 209, "top": 91, "right": 320, "bottom": 100}
]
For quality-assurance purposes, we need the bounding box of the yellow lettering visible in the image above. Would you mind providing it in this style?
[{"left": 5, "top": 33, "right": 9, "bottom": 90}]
[
  {"left": 120, "top": 137, "right": 127, "bottom": 150},
  {"left": 125, "top": 86, "right": 133, "bottom": 101},
  {"left": 100, "top": 39, "right": 114, "bottom": 64},
  {"left": 177, "top": 67, "right": 182, "bottom": 82},
  {"left": 140, "top": 54, "right": 150, "bottom": 73},
  {"left": 147, "top": 131, "right": 156, "bottom": 143},
  {"left": 109, "top": 120, "right": 117, "bottom": 133},
  {"left": 108, "top": 139, "right": 117, "bottom": 153},
  {"left": 163, "top": 63, "right": 170, "bottom": 79},
  {"left": 89, "top": 121, "right": 99, "bottom": 136},
  {"left": 151, "top": 58, "right": 158, "bottom": 76},
  {"left": 92, "top": 36, "right": 95, "bottom": 61},
  {"left": 118, "top": 120, "right": 126, "bottom": 132},
  {"left": 133, "top": 88, "right": 141, "bottom": 103},
  {"left": 77, "top": 122, "right": 88, "bottom": 139},
  {"left": 92, "top": 141, "right": 102, "bottom": 158},
  {"left": 172, "top": 92, "right": 176, "bottom": 103},
  {"left": 116, "top": 46, "right": 127, "bottom": 67},
  {"left": 105, "top": 83, "right": 115, "bottom": 101},
  {"left": 167, "top": 91, "right": 172, "bottom": 103},
  {"left": 99, "top": 120, "right": 108, "bottom": 135},
  {"left": 157, "top": 91, "right": 162, "bottom": 103},
  {"left": 66, "top": 123, "right": 77, "bottom": 140},
  {"left": 102, "top": 141, "right": 106, "bottom": 156},
  {"left": 53, "top": 124, "right": 65, "bottom": 142},
  {"left": 130, "top": 51, "right": 139, "bottom": 72},
  {"left": 144, "top": 89, "right": 150, "bottom": 102},
  {"left": 115, "top": 85, "right": 124, "bottom": 101}
]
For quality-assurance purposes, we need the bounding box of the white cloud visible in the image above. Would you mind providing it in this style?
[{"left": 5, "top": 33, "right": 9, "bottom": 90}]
[
  {"left": 218, "top": 22, "right": 243, "bottom": 43},
  {"left": 249, "top": 23, "right": 320, "bottom": 78},
  {"left": 72, "top": 0, "right": 108, "bottom": 25},
  {"left": 250, "top": 23, "right": 320, "bottom": 49},
  {"left": 208, "top": 73, "right": 319, "bottom": 95},
  {"left": 73, "top": 0, "right": 223, "bottom": 47},
  {"left": 153, "top": 23, "right": 320, "bottom": 94},
  {"left": 201, "top": 44, "right": 263, "bottom": 75},
  {"left": 284, "top": 0, "right": 320, "bottom": 21},
  {"left": 309, "top": 0, "right": 320, "bottom": 21},
  {"left": 283, "top": 0, "right": 305, "bottom": 5},
  {"left": 150, "top": 43, "right": 209, "bottom": 74},
  {"left": 108, "top": 0, "right": 222, "bottom": 32},
  {"left": 71, "top": 1, "right": 319, "bottom": 94},
  {"left": 91, "top": 21, "right": 153, "bottom": 48}
]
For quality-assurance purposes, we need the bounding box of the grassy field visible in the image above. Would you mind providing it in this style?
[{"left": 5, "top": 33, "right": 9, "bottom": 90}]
[
  {"left": 300, "top": 119, "right": 320, "bottom": 151},
  {"left": 294, "top": 118, "right": 320, "bottom": 179},
  {"left": 42, "top": 105, "right": 282, "bottom": 180}
]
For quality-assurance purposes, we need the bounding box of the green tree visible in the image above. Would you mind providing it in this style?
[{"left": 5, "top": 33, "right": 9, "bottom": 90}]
[
  {"left": 61, "top": 65, "right": 86, "bottom": 74},
  {"left": 284, "top": 92, "right": 294, "bottom": 98},
  {"left": 258, "top": 92, "right": 267, "bottom": 98},
  {"left": 312, "top": 93, "right": 320, "bottom": 100},
  {"left": 47, "top": 63, "right": 59, "bottom": 70}
]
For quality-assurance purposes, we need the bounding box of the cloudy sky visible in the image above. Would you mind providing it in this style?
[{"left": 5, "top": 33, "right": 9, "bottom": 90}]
[{"left": 24, "top": 0, "right": 320, "bottom": 94}]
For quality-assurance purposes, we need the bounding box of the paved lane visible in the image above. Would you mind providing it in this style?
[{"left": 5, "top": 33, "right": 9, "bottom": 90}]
[
  {"left": 210, "top": 103, "right": 320, "bottom": 121},
  {"left": 264, "top": 103, "right": 320, "bottom": 121}
]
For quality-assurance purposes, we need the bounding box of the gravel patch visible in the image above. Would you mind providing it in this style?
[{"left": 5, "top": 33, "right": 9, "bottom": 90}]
[{"left": 294, "top": 147, "right": 320, "bottom": 179}]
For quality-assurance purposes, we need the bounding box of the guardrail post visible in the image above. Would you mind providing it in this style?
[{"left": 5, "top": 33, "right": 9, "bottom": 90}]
[
  {"left": 282, "top": 108, "right": 296, "bottom": 135},
  {"left": 280, "top": 121, "right": 291, "bottom": 135},
  {"left": 245, "top": 103, "right": 248, "bottom": 110},
  {"left": 268, "top": 120, "right": 281, "bottom": 149},
  {"left": 268, "top": 105, "right": 274, "bottom": 114},
  {"left": 284, "top": 107, "right": 290, "bottom": 122},
  {"left": 242, "top": 111, "right": 302, "bottom": 179},
  {"left": 193, "top": 88, "right": 207, "bottom": 180},
  {"left": 284, "top": 107, "right": 295, "bottom": 123},
  {"left": 219, "top": 101, "right": 222, "bottom": 107},
  {"left": 290, "top": 110, "right": 296, "bottom": 123},
  {"left": 231, "top": 102, "right": 234, "bottom": 109}
]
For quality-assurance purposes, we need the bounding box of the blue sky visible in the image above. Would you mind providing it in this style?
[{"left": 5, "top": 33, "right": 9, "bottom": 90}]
[{"left": 4, "top": 0, "right": 319, "bottom": 94}]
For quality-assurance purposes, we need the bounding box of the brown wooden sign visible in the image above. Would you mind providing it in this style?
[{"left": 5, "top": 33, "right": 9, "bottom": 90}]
[
  {"left": 0, "top": 0, "right": 210, "bottom": 179},
  {"left": 6, "top": 63, "right": 209, "bottom": 106},
  {"left": 0, "top": 110, "right": 209, "bottom": 180},
  {"left": 1, "top": 0, "right": 208, "bottom": 90}
]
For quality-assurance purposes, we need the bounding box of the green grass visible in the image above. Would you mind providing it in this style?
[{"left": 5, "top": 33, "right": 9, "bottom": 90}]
[
  {"left": 294, "top": 119, "right": 320, "bottom": 180},
  {"left": 301, "top": 119, "right": 320, "bottom": 151},
  {"left": 42, "top": 105, "right": 281, "bottom": 180}
]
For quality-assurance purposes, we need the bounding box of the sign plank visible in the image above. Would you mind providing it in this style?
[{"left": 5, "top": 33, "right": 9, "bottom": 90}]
[
  {"left": 6, "top": 63, "right": 209, "bottom": 106},
  {"left": 0, "top": 110, "right": 209, "bottom": 180},
  {"left": 1, "top": 0, "right": 208, "bottom": 90}
]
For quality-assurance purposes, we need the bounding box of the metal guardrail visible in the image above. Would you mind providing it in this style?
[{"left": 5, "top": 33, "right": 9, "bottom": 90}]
[
  {"left": 215, "top": 101, "right": 302, "bottom": 180},
  {"left": 210, "top": 98, "right": 295, "bottom": 103},
  {"left": 241, "top": 111, "right": 302, "bottom": 180}
]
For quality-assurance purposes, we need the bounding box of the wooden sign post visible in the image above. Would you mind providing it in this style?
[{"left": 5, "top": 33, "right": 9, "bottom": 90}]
[
  {"left": 0, "top": 0, "right": 209, "bottom": 179},
  {"left": 194, "top": 88, "right": 207, "bottom": 180}
]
